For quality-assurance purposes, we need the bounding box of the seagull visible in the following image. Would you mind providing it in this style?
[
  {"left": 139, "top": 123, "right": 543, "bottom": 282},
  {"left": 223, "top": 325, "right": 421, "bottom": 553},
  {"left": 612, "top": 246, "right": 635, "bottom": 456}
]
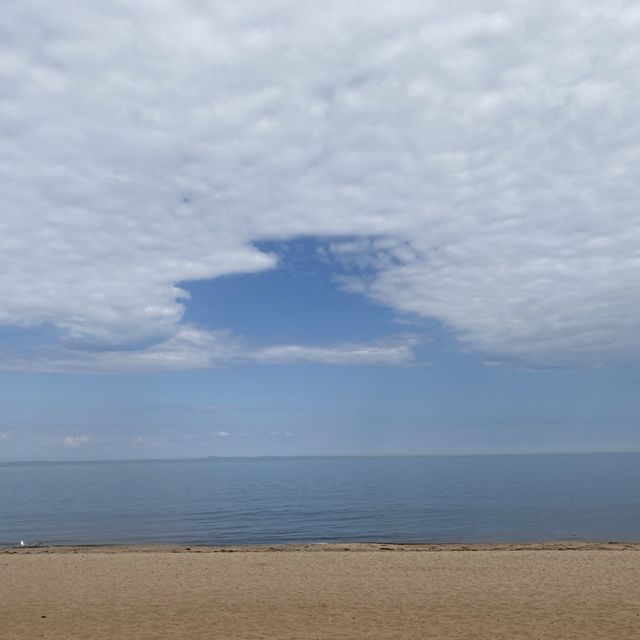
[{"left": 20, "top": 540, "right": 25, "bottom": 547}]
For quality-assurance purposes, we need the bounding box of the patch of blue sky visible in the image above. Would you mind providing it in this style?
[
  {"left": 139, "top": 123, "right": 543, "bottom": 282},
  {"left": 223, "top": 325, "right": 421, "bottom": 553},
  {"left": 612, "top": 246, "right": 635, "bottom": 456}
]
[{"left": 180, "top": 238, "right": 404, "bottom": 344}]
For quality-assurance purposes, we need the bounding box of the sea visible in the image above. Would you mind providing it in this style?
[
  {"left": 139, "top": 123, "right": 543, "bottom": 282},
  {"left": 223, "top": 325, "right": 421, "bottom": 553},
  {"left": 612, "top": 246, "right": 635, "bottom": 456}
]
[{"left": 1, "top": 453, "right": 639, "bottom": 546}]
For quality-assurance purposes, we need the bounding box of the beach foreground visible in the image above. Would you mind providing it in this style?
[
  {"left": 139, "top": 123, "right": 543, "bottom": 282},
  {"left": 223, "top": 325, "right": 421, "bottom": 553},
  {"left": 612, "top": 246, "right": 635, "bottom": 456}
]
[{"left": 2, "top": 542, "right": 639, "bottom": 639}]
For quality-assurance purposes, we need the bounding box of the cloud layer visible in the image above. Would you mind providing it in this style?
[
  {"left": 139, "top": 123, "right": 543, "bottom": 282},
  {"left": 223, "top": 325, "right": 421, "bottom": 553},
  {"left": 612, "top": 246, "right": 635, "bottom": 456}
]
[
  {"left": 0, "top": 326, "right": 418, "bottom": 372},
  {"left": 2, "top": 0, "right": 640, "bottom": 369}
]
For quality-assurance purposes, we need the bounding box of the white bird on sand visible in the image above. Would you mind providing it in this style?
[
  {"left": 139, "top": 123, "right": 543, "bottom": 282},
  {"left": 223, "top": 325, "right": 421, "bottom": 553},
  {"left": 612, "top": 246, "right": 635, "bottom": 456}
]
[{"left": 20, "top": 540, "right": 25, "bottom": 547}]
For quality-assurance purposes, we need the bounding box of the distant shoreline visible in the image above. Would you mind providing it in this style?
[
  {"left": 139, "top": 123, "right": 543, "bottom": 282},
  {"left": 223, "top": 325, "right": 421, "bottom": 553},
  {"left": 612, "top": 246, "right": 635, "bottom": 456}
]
[{"left": 3, "top": 450, "right": 640, "bottom": 466}]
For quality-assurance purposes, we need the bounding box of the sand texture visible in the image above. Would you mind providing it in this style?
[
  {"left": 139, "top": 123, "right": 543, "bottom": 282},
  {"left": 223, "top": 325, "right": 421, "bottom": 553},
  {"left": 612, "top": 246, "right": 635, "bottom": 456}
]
[{"left": 2, "top": 542, "right": 640, "bottom": 639}]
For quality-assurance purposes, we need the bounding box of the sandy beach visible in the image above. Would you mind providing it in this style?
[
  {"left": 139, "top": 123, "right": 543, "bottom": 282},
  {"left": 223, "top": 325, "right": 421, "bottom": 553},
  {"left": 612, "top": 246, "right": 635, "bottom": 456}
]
[{"left": 2, "top": 542, "right": 639, "bottom": 639}]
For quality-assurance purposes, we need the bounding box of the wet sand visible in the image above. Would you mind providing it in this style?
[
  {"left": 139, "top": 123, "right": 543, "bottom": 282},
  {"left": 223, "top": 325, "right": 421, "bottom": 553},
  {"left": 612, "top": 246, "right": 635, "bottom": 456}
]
[{"left": 2, "top": 542, "right": 639, "bottom": 639}]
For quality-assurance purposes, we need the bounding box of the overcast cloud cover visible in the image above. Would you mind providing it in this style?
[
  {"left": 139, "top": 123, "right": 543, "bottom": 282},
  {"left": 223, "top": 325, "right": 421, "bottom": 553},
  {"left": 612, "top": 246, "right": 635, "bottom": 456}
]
[{"left": 2, "top": 0, "right": 640, "bottom": 371}]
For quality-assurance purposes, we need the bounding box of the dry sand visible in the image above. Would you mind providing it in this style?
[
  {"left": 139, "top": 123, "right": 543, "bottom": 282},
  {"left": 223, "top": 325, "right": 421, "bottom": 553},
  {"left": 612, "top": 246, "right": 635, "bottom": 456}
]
[{"left": 2, "top": 542, "right": 640, "bottom": 639}]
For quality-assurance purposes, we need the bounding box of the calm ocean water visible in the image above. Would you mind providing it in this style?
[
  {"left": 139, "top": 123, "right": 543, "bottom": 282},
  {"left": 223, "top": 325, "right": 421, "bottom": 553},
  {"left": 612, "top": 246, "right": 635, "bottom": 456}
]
[{"left": 1, "top": 454, "right": 639, "bottom": 546}]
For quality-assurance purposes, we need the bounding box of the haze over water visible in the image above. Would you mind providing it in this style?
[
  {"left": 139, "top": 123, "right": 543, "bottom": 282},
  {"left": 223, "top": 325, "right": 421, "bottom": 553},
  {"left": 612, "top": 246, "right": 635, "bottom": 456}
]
[{"left": 2, "top": 453, "right": 639, "bottom": 547}]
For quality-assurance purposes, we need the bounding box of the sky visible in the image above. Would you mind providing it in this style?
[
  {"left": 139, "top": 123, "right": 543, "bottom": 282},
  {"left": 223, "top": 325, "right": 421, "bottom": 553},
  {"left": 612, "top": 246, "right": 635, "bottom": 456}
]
[{"left": 1, "top": 0, "right": 640, "bottom": 460}]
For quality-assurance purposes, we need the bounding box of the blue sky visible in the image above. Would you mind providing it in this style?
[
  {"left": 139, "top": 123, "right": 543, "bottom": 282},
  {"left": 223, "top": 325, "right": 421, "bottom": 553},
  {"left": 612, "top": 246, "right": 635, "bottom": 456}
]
[
  {"left": 1, "top": 1, "right": 640, "bottom": 459},
  {"left": 1, "top": 240, "right": 639, "bottom": 460}
]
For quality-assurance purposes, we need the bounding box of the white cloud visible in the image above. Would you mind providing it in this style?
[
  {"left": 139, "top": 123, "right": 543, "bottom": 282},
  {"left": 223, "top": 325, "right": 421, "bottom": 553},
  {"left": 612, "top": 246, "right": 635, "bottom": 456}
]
[
  {"left": 216, "top": 431, "right": 229, "bottom": 437},
  {"left": 251, "top": 336, "right": 419, "bottom": 366},
  {"left": 0, "top": 325, "right": 418, "bottom": 372},
  {"left": 1, "top": 0, "right": 640, "bottom": 367},
  {"left": 63, "top": 435, "right": 91, "bottom": 447}
]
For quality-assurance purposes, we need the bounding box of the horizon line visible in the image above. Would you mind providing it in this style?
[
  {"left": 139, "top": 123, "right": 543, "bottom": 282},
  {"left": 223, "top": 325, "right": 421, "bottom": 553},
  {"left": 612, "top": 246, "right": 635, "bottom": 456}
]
[{"left": 2, "top": 450, "right": 640, "bottom": 466}]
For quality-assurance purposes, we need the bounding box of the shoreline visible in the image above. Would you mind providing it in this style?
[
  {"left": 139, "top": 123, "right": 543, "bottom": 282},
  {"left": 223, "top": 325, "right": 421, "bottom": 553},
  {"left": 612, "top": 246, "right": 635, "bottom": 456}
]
[{"left": 3, "top": 539, "right": 640, "bottom": 553}]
